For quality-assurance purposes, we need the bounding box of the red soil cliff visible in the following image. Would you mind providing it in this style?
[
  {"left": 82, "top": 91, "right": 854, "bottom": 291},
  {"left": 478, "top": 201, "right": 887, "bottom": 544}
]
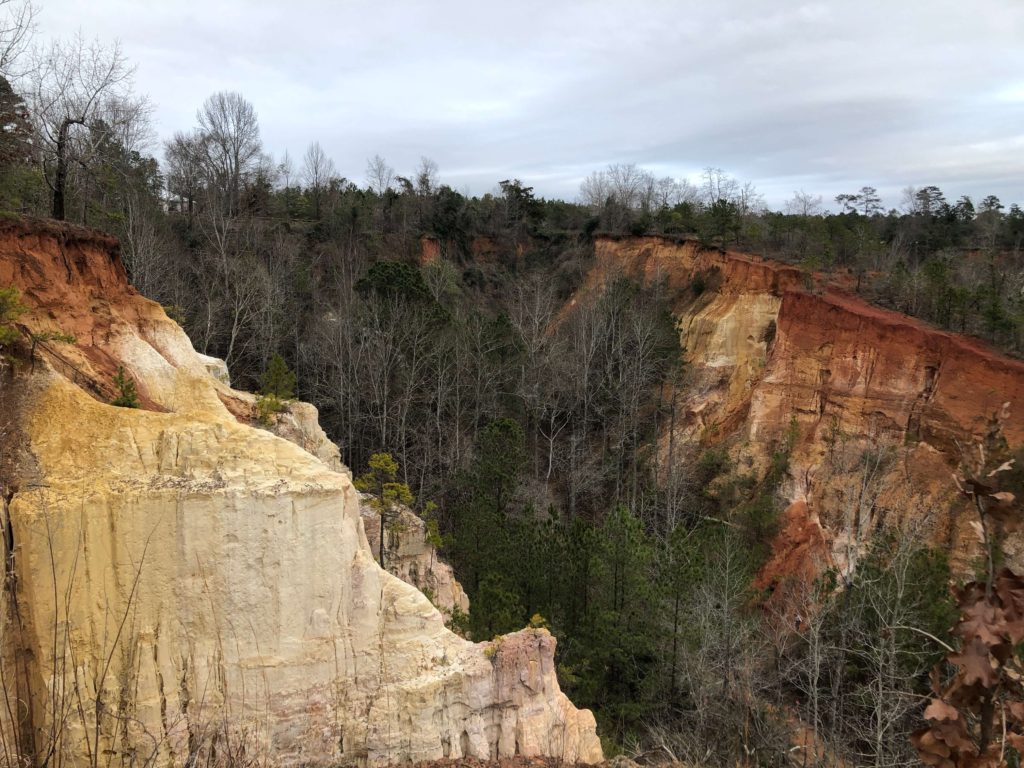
[{"left": 586, "top": 235, "right": 1024, "bottom": 581}]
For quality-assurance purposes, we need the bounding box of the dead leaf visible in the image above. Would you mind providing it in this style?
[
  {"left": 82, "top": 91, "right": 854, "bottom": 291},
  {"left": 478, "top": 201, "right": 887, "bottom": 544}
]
[
  {"left": 955, "top": 602, "right": 1005, "bottom": 647},
  {"left": 949, "top": 638, "right": 999, "bottom": 688},
  {"left": 924, "top": 698, "right": 960, "bottom": 722}
]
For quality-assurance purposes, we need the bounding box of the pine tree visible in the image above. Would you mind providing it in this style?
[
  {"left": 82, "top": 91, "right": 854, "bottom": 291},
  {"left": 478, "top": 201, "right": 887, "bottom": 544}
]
[
  {"left": 354, "top": 452, "right": 413, "bottom": 570},
  {"left": 256, "top": 354, "right": 296, "bottom": 425},
  {"left": 111, "top": 365, "right": 139, "bottom": 408},
  {"left": 260, "top": 353, "right": 296, "bottom": 399}
]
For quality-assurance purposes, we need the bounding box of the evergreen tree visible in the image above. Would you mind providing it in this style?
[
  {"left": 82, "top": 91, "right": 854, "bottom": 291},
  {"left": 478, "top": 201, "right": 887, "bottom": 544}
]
[
  {"left": 111, "top": 365, "right": 139, "bottom": 408},
  {"left": 260, "top": 353, "right": 296, "bottom": 399},
  {"left": 354, "top": 452, "right": 414, "bottom": 570}
]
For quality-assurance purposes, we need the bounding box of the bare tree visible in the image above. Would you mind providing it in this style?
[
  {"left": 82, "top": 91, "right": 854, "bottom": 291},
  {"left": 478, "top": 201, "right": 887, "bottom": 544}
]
[
  {"left": 277, "top": 148, "right": 295, "bottom": 190},
  {"left": 302, "top": 140, "right": 335, "bottom": 218},
  {"left": 163, "top": 129, "right": 203, "bottom": 220},
  {"left": 785, "top": 189, "right": 823, "bottom": 216},
  {"left": 579, "top": 169, "right": 609, "bottom": 208},
  {"left": 415, "top": 156, "right": 438, "bottom": 195},
  {"left": 365, "top": 153, "right": 394, "bottom": 195},
  {"left": 652, "top": 175, "right": 697, "bottom": 210},
  {"left": 120, "top": 190, "right": 172, "bottom": 297},
  {"left": 0, "top": 0, "right": 36, "bottom": 77},
  {"left": 195, "top": 91, "right": 261, "bottom": 215},
  {"left": 579, "top": 163, "right": 657, "bottom": 211},
  {"left": 29, "top": 33, "right": 138, "bottom": 220},
  {"left": 700, "top": 166, "right": 739, "bottom": 207}
]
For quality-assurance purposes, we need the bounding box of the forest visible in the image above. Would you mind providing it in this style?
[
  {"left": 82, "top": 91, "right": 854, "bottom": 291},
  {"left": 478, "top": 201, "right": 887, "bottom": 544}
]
[{"left": 3, "top": 6, "right": 1024, "bottom": 765}]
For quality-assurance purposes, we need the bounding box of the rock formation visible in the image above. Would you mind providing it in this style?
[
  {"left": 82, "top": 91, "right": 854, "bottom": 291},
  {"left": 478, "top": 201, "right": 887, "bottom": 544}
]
[
  {"left": 360, "top": 499, "right": 470, "bottom": 621},
  {"left": 584, "top": 236, "right": 1024, "bottom": 579},
  {"left": 0, "top": 218, "right": 602, "bottom": 767}
]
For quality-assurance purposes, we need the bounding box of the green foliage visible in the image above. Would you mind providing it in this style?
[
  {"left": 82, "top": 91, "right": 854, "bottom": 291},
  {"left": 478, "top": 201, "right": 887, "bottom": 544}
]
[
  {"left": 474, "top": 418, "right": 526, "bottom": 508},
  {"left": 700, "top": 197, "right": 740, "bottom": 244},
  {"left": 162, "top": 304, "right": 188, "bottom": 326},
  {"left": 354, "top": 452, "right": 414, "bottom": 509},
  {"left": 448, "top": 419, "right": 527, "bottom": 602},
  {"left": 254, "top": 354, "right": 296, "bottom": 426},
  {"left": 111, "top": 365, "right": 140, "bottom": 408},
  {"left": 471, "top": 573, "right": 525, "bottom": 639},
  {"left": 260, "top": 353, "right": 296, "bottom": 399},
  {"left": 697, "top": 447, "right": 729, "bottom": 483},
  {"left": 528, "top": 612, "right": 548, "bottom": 629},
  {"left": 30, "top": 330, "right": 76, "bottom": 346},
  {"left": 356, "top": 261, "right": 432, "bottom": 302},
  {"left": 789, "top": 531, "right": 960, "bottom": 766},
  {"left": 734, "top": 416, "right": 796, "bottom": 562},
  {"left": 355, "top": 452, "right": 414, "bottom": 569},
  {"left": 445, "top": 604, "right": 471, "bottom": 637},
  {"left": 498, "top": 178, "right": 542, "bottom": 228},
  {"left": 690, "top": 271, "right": 706, "bottom": 296},
  {"left": 846, "top": 533, "right": 956, "bottom": 665},
  {"left": 255, "top": 393, "right": 285, "bottom": 426},
  {"left": 423, "top": 502, "right": 445, "bottom": 550},
  {"left": 35, "top": 106, "right": 1024, "bottom": 760},
  {"left": 482, "top": 633, "right": 505, "bottom": 660},
  {"left": 0, "top": 286, "right": 26, "bottom": 348}
]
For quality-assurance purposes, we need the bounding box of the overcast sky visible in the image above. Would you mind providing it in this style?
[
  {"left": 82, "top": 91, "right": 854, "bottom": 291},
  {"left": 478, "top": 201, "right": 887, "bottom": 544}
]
[{"left": 34, "top": 0, "right": 1024, "bottom": 209}]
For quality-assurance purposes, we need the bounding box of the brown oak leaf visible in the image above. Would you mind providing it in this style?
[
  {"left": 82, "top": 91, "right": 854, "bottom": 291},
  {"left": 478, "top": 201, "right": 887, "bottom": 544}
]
[
  {"left": 949, "top": 638, "right": 999, "bottom": 688},
  {"left": 923, "top": 698, "right": 960, "bottom": 722},
  {"left": 955, "top": 602, "right": 1005, "bottom": 647}
]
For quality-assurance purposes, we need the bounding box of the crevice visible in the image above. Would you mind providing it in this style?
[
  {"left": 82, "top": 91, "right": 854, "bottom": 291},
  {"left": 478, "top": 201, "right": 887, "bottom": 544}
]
[
  {"left": 153, "top": 624, "right": 168, "bottom": 752},
  {"left": 923, "top": 364, "right": 939, "bottom": 401},
  {"left": 906, "top": 364, "right": 940, "bottom": 442},
  {"left": 817, "top": 368, "right": 832, "bottom": 417}
]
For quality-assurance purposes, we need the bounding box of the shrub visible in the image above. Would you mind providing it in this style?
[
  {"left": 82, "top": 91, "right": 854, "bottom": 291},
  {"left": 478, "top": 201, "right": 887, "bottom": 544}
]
[
  {"left": 0, "top": 286, "right": 26, "bottom": 347},
  {"left": 446, "top": 604, "right": 471, "bottom": 637},
  {"left": 255, "top": 393, "right": 284, "bottom": 425}
]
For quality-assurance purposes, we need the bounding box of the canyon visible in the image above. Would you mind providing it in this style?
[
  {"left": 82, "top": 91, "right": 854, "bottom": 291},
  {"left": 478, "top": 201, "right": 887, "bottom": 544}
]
[
  {"left": 1, "top": 217, "right": 1023, "bottom": 768},
  {"left": 0, "top": 218, "right": 601, "bottom": 768},
  {"left": 583, "top": 236, "right": 1024, "bottom": 582}
]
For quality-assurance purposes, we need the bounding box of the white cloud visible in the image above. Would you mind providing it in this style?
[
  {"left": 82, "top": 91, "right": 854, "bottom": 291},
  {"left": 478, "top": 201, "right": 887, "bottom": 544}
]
[{"left": 30, "top": 0, "right": 1024, "bottom": 208}]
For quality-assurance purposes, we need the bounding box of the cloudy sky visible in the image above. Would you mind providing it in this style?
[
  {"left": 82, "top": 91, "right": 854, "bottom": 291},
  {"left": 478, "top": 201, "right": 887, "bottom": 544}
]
[{"left": 34, "top": 0, "right": 1024, "bottom": 209}]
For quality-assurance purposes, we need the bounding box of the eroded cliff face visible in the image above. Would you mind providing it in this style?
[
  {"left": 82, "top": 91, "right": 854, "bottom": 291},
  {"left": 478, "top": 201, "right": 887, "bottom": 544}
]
[
  {"left": 0, "top": 219, "right": 601, "bottom": 767},
  {"left": 586, "top": 236, "right": 1024, "bottom": 579},
  {"left": 360, "top": 500, "right": 470, "bottom": 621}
]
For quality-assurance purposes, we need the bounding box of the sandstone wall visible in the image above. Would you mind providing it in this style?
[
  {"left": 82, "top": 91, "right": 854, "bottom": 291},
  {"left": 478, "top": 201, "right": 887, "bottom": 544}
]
[
  {"left": 590, "top": 236, "right": 1024, "bottom": 577},
  {"left": 0, "top": 219, "right": 601, "bottom": 767}
]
